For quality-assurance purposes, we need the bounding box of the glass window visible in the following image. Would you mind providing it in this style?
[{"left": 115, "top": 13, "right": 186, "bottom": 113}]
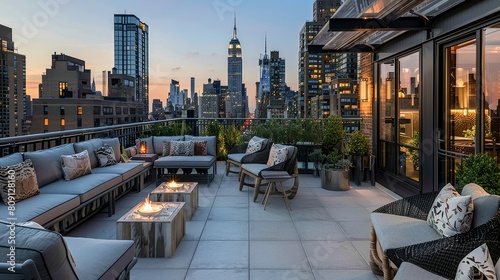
[
  {"left": 59, "top": 82, "right": 68, "bottom": 97},
  {"left": 60, "top": 105, "right": 65, "bottom": 115},
  {"left": 484, "top": 25, "right": 500, "bottom": 158},
  {"left": 43, "top": 105, "right": 48, "bottom": 115},
  {"left": 94, "top": 106, "right": 100, "bottom": 115},
  {"left": 60, "top": 118, "right": 65, "bottom": 126},
  {"left": 44, "top": 118, "right": 48, "bottom": 126},
  {"left": 77, "top": 106, "right": 82, "bottom": 115}
]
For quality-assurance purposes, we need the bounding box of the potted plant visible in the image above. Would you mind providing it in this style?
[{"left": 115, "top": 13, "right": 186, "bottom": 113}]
[
  {"left": 312, "top": 115, "right": 351, "bottom": 191},
  {"left": 348, "top": 130, "right": 370, "bottom": 186},
  {"left": 409, "top": 132, "right": 420, "bottom": 171},
  {"left": 456, "top": 153, "right": 500, "bottom": 195}
]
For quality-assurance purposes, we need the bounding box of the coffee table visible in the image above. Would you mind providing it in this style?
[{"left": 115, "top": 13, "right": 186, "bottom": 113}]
[
  {"left": 151, "top": 182, "right": 198, "bottom": 220},
  {"left": 116, "top": 201, "right": 186, "bottom": 258}
]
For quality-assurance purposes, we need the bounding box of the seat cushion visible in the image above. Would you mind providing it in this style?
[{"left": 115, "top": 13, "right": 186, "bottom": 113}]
[
  {"left": 471, "top": 195, "right": 500, "bottom": 228},
  {"left": 0, "top": 152, "right": 23, "bottom": 166},
  {"left": 241, "top": 163, "right": 270, "bottom": 176},
  {"left": 91, "top": 162, "right": 144, "bottom": 181},
  {"left": 154, "top": 155, "right": 215, "bottom": 169},
  {"left": 24, "top": 144, "right": 76, "bottom": 188},
  {"left": 228, "top": 153, "right": 245, "bottom": 163},
  {"left": 0, "top": 193, "right": 80, "bottom": 226},
  {"left": 40, "top": 173, "right": 122, "bottom": 203},
  {"left": 394, "top": 262, "right": 446, "bottom": 280},
  {"left": 0, "top": 220, "right": 79, "bottom": 280},
  {"left": 65, "top": 237, "right": 135, "bottom": 280},
  {"left": 371, "top": 213, "right": 442, "bottom": 251}
]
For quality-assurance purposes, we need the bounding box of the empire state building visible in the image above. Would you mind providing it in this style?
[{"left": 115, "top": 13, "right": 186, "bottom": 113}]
[{"left": 226, "top": 16, "right": 243, "bottom": 118}]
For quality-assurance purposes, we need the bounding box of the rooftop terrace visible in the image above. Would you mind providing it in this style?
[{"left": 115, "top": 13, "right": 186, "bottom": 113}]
[{"left": 67, "top": 162, "right": 396, "bottom": 280}]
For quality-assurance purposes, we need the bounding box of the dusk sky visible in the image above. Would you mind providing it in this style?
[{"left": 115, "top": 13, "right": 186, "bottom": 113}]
[{"left": 2, "top": 0, "right": 313, "bottom": 112}]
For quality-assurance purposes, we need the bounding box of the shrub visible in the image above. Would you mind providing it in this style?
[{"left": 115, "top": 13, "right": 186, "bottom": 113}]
[{"left": 456, "top": 153, "right": 500, "bottom": 195}]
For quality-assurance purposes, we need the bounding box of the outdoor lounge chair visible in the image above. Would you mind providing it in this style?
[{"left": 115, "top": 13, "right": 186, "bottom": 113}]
[
  {"left": 225, "top": 136, "right": 273, "bottom": 176},
  {"left": 239, "top": 144, "right": 299, "bottom": 202}
]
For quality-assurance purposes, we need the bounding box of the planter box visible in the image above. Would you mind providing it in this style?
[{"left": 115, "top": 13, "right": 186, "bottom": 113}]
[{"left": 320, "top": 169, "right": 350, "bottom": 191}]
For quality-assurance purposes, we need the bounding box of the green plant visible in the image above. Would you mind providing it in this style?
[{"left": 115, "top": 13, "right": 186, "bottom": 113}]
[
  {"left": 463, "top": 125, "right": 475, "bottom": 139},
  {"left": 456, "top": 153, "right": 500, "bottom": 195},
  {"left": 203, "top": 121, "right": 227, "bottom": 160},
  {"left": 409, "top": 132, "right": 420, "bottom": 169},
  {"left": 225, "top": 125, "right": 242, "bottom": 152},
  {"left": 322, "top": 115, "right": 345, "bottom": 154},
  {"left": 348, "top": 131, "right": 370, "bottom": 156}
]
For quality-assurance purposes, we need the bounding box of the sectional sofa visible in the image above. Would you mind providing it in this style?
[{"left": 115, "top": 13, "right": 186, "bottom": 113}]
[
  {"left": 0, "top": 137, "right": 147, "bottom": 233},
  {"left": 127, "top": 135, "right": 217, "bottom": 185}
]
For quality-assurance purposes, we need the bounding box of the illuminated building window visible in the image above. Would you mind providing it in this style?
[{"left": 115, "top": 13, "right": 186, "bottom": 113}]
[
  {"left": 60, "top": 118, "right": 65, "bottom": 126},
  {"left": 77, "top": 106, "right": 82, "bottom": 115},
  {"left": 59, "top": 82, "right": 68, "bottom": 97},
  {"left": 44, "top": 118, "right": 48, "bottom": 126}
]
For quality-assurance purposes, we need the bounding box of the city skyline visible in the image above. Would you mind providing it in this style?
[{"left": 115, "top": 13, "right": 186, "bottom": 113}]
[{"left": 2, "top": 0, "right": 312, "bottom": 112}]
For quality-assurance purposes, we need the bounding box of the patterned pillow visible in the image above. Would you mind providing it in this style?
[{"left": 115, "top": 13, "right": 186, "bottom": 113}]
[
  {"left": 456, "top": 243, "right": 496, "bottom": 280},
  {"left": 170, "top": 141, "right": 195, "bottom": 156},
  {"left": 61, "top": 150, "right": 92, "bottom": 181},
  {"left": 95, "top": 144, "right": 118, "bottom": 167},
  {"left": 267, "top": 144, "right": 289, "bottom": 166},
  {"left": 194, "top": 140, "right": 208, "bottom": 156},
  {"left": 246, "top": 138, "right": 264, "bottom": 154},
  {"left": 162, "top": 141, "right": 172, "bottom": 157},
  {"left": 0, "top": 159, "right": 39, "bottom": 205},
  {"left": 427, "top": 183, "right": 474, "bottom": 237}
]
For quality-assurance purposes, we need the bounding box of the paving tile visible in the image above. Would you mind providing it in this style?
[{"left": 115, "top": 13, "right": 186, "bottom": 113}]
[
  {"left": 186, "top": 269, "right": 248, "bottom": 280},
  {"left": 190, "top": 207, "right": 210, "bottom": 221},
  {"left": 339, "top": 221, "right": 371, "bottom": 240},
  {"left": 201, "top": 220, "right": 248, "bottom": 241},
  {"left": 352, "top": 240, "right": 372, "bottom": 265},
  {"left": 250, "top": 269, "right": 315, "bottom": 280},
  {"left": 290, "top": 207, "right": 335, "bottom": 221},
  {"left": 184, "top": 221, "right": 205, "bottom": 240},
  {"left": 294, "top": 220, "right": 348, "bottom": 241},
  {"left": 191, "top": 241, "right": 248, "bottom": 269},
  {"left": 213, "top": 196, "right": 249, "bottom": 207},
  {"left": 130, "top": 268, "right": 187, "bottom": 279},
  {"left": 313, "top": 269, "right": 379, "bottom": 280},
  {"left": 249, "top": 221, "right": 299, "bottom": 241},
  {"left": 249, "top": 204, "right": 292, "bottom": 221},
  {"left": 66, "top": 220, "right": 116, "bottom": 239},
  {"left": 209, "top": 207, "right": 249, "bottom": 221},
  {"left": 302, "top": 240, "right": 369, "bottom": 270},
  {"left": 250, "top": 241, "right": 309, "bottom": 270},
  {"left": 327, "top": 207, "right": 371, "bottom": 221}
]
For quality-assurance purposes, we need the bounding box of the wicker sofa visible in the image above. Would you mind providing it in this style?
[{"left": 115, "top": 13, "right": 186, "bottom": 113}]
[
  {"left": 225, "top": 136, "right": 273, "bottom": 176},
  {"left": 370, "top": 183, "right": 500, "bottom": 279},
  {"left": 0, "top": 138, "right": 147, "bottom": 232}
]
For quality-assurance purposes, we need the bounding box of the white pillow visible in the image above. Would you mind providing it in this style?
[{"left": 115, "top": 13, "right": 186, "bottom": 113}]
[
  {"left": 455, "top": 243, "right": 496, "bottom": 280},
  {"left": 427, "top": 183, "right": 474, "bottom": 237},
  {"left": 267, "top": 144, "right": 288, "bottom": 166},
  {"left": 245, "top": 138, "right": 263, "bottom": 154}
]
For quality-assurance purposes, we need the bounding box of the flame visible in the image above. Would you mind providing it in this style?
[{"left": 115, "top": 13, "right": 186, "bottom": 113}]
[
  {"left": 168, "top": 180, "right": 178, "bottom": 189},
  {"left": 142, "top": 194, "right": 153, "bottom": 212}
]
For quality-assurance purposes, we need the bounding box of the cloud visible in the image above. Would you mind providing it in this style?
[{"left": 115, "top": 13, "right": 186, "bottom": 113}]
[
  {"left": 185, "top": 51, "right": 200, "bottom": 58},
  {"left": 171, "top": 66, "right": 181, "bottom": 71}
]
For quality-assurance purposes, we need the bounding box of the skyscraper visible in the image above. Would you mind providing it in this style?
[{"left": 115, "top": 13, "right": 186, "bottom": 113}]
[
  {"left": 0, "top": 25, "right": 27, "bottom": 137},
  {"left": 227, "top": 16, "right": 243, "bottom": 118},
  {"left": 256, "top": 35, "right": 270, "bottom": 118},
  {"left": 270, "top": 51, "right": 286, "bottom": 98},
  {"left": 114, "top": 14, "right": 149, "bottom": 118},
  {"left": 190, "top": 77, "right": 195, "bottom": 100}
]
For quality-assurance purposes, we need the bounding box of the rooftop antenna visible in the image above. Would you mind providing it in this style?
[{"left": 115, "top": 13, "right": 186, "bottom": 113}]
[{"left": 265, "top": 32, "right": 267, "bottom": 54}]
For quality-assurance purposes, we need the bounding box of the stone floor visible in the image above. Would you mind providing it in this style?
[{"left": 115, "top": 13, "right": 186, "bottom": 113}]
[{"left": 67, "top": 162, "right": 398, "bottom": 280}]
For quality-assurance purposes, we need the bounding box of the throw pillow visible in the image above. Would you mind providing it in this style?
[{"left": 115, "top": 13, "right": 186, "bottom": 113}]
[
  {"left": 194, "top": 140, "right": 208, "bottom": 156},
  {"left": 61, "top": 150, "right": 92, "bottom": 180},
  {"left": 95, "top": 144, "right": 118, "bottom": 167},
  {"left": 427, "top": 183, "right": 474, "bottom": 237},
  {"left": 162, "top": 140, "right": 172, "bottom": 157},
  {"left": 170, "top": 141, "right": 195, "bottom": 156},
  {"left": 0, "top": 159, "right": 39, "bottom": 205},
  {"left": 267, "top": 144, "right": 289, "bottom": 166},
  {"left": 120, "top": 146, "right": 130, "bottom": 163},
  {"left": 456, "top": 243, "right": 496, "bottom": 280},
  {"left": 246, "top": 138, "right": 264, "bottom": 154}
]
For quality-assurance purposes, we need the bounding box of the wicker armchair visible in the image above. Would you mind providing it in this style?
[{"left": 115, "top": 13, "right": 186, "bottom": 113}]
[
  {"left": 239, "top": 145, "right": 299, "bottom": 202},
  {"left": 369, "top": 189, "right": 500, "bottom": 280},
  {"left": 225, "top": 137, "right": 273, "bottom": 176},
  {"left": 393, "top": 240, "right": 500, "bottom": 279}
]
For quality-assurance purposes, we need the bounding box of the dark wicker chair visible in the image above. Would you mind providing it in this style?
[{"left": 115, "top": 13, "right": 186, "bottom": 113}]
[
  {"left": 225, "top": 137, "right": 273, "bottom": 176},
  {"left": 393, "top": 240, "right": 500, "bottom": 279},
  {"left": 239, "top": 145, "right": 299, "bottom": 202},
  {"left": 369, "top": 191, "right": 500, "bottom": 280}
]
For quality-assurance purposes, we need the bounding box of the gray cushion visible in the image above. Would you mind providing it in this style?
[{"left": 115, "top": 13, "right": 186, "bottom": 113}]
[
  {"left": 24, "top": 144, "right": 76, "bottom": 187},
  {"left": 275, "top": 144, "right": 295, "bottom": 158},
  {"left": 125, "top": 146, "right": 137, "bottom": 157},
  {"left": 394, "top": 262, "right": 446, "bottom": 280},
  {"left": 461, "top": 183, "right": 489, "bottom": 200},
  {"left": 371, "top": 213, "right": 441, "bottom": 251},
  {"left": 152, "top": 136, "right": 184, "bottom": 155},
  {"left": 91, "top": 162, "right": 144, "bottom": 181},
  {"left": 471, "top": 195, "right": 500, "bottom": 228},
  {"left": 0, "top": 152, "right": 23, "bottom": 166},
  {"left": 65, "top": 237, "right": 135, "bottom": 280},
  {"left": 0, "top": 193, "right": 79, "bottom": 226},
  {"left": 135, "top": 136, "right": 154, "bottom": 154},
  {"left": 184, "top": 136, "right": 216, "bottom": 156},
  {"left": 40, "top": 173, "right": 122, "bottom": 203},
  {"left": 154, "top": 155, "right": 216, "bottom": 169},
  {"left": 228, "top": 153, "right": 245, "bottom": 163},
  {"left": 73, "top": 139, "right": 103, "bottom": 168},
  {"left": 102, "top": 138, "right": 121, "bottom": 163},
  {"left": 0, "top": 220, "right": 79, "bottom": 280},
  {"left": 241, "top": 163, "right": 270, "bottom": 176}
]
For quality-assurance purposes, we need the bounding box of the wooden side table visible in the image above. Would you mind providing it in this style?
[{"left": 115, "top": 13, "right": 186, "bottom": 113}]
[{"left": 260, "top": 171, "right": 293, "bottom": 211}]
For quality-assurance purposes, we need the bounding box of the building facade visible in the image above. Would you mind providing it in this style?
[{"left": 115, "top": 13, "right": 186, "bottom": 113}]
[
  {"left": 114, "top": 14, "right": 149, "bottom": 117},
  {"left": 227, "top": 17, "right": 243, "bottom": 118},
  {"left": 270, "top": 51, "right": 286, "bottom": 98},
  {"left": 0, "top": 25, "right": 26, "bottom": 137},
  {"left": 107, "top": 70, "right": 135, "bottom": 102}
]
